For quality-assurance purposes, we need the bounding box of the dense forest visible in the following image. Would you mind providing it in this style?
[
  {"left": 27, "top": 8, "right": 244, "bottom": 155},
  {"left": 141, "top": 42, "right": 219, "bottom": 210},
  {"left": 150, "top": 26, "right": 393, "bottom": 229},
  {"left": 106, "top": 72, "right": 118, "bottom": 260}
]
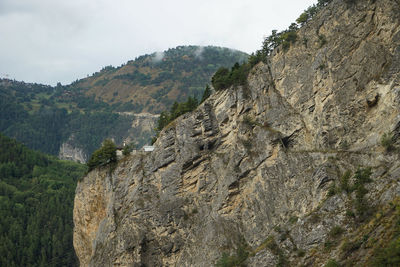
[
  {"left": 0, "top": 133, "right": 86, "bottom": 266},
  {"left": 0, "top": 80, "right": 133, "bottom": 157}
]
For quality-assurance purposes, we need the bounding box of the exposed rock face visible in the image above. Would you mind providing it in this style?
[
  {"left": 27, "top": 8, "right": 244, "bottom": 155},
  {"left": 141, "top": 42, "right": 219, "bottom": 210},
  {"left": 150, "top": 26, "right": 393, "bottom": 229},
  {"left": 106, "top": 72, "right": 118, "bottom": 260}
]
[
  {"left": 74, "top": 0, "right": 400, "bottom": 266},
  {"left": 59, "top": 136, "right": 87, "bottom": 163},
  {"left": 124, "top": 112, "right": 159, "bottom": 147}
]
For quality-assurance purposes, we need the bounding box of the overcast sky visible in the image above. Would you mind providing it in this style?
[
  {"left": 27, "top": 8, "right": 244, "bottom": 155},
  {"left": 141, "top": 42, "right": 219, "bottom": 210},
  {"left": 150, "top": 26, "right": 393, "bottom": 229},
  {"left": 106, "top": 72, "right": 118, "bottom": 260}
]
[{"left": 0, "top": 0, "right": 317, "bottom": 86}]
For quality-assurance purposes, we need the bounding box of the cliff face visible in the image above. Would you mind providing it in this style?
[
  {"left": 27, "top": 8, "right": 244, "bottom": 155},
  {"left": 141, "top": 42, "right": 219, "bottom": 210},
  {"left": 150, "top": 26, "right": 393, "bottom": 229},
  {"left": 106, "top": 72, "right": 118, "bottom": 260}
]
[
  {"left": 73, "top": 0, "right": 400, "bottom": 266},
  {"left": 59, "top": 135, "right": 88, "bottom": 163},
  {"left": 124, "top": 112, "right": 159, "bottom": 148}
]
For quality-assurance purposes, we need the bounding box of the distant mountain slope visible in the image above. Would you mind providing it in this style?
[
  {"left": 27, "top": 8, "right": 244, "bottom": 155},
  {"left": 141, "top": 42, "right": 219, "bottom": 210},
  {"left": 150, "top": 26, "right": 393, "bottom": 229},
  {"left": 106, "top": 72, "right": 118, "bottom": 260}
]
[
  {"left": 0, "top": 79, "right": 132, "bottom": 157},
  {"left": 0, "top": 45, "right": 247, "bottom": 159},
  {"left": 70, "top": 45, "right": 248, "bottom": 113}
]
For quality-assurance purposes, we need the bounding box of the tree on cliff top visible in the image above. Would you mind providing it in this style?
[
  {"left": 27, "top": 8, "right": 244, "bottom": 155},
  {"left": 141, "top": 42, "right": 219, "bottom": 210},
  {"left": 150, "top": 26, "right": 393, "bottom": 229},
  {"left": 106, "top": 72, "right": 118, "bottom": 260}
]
[{"left": 87, "top": 139, "right": 117, "bottom": 171}]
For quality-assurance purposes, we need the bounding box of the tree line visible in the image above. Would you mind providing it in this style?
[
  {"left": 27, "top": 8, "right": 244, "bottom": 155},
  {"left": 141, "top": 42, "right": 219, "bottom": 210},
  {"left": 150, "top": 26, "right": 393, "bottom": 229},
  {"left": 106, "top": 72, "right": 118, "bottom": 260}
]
[
  {"left": 152, "top": 85, "right": 211, "bottom": 143},
  {"left": 211, "top": 0, "right": 333, "bottom": 91}
]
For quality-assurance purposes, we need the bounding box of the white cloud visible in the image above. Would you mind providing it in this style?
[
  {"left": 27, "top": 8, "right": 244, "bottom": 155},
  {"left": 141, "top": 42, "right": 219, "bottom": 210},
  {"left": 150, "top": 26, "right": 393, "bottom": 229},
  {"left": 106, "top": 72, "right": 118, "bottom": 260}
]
[
  {"left": 151, "top": 51, "right": 165, "bottom": 63},
  {"left": 0, "top": 0, "right": 317, "bottom": 85},
  {"left": 194, "top": 46, "right": 204, "bottom": 60}
]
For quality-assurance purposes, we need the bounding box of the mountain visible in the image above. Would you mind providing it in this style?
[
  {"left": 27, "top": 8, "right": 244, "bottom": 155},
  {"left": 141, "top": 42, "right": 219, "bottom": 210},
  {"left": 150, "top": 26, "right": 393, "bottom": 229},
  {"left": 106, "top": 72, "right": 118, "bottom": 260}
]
[
  {"left": 0, "top": 46, "right": 248, "bottom": 161},
  {"left": 70, "top": 46, "right": 248, "bottom": 114},
  {"left": 73, "top": 0, "right": 400, "bottom": 266},
  {"left": 0, "top": 133, "right": 86, "bottom": 266}
]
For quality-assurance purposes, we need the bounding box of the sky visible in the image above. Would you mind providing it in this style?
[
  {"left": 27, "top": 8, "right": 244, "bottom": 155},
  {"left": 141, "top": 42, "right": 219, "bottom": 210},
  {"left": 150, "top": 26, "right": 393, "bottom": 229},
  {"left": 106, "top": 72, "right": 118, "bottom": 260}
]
[{"left": 0, "top": 0, "right": 317, "bottom": 86}]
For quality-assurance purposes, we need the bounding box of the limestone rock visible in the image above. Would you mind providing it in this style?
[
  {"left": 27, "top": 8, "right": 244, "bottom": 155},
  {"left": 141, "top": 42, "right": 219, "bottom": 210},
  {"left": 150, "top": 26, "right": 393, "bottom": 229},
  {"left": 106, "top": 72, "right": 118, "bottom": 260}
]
[
  {"left": 59, "top": 135, "right": 87, "bottom": 163},
  {"left": 73, "top": 0, "right": 400, "bottom": 266}
]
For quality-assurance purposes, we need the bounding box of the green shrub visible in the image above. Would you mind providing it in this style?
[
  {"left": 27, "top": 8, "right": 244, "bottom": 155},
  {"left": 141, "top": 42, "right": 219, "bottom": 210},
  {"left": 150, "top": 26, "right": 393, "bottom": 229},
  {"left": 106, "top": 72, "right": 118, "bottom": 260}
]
[
  {"left": 353, "top": 168, "right": 372, "bottom": 219},
  {"left": 340, "top": 170, "right": 351, "bottom": 193},
  {"left": 153, "top": 95, "right": 200, "bottom": 136},
  {"left": 296, "top": 1, "right": 332, "bottom": 26},
  {"left": 281, "top": 30, "right": 298, "bottom": 50},
  {"left": 381, "top": 132, "right": 395, "bottom": 152},
  {"left": 87, "top": 139, "right": 117, "bottom": 171},
  {"left": 296, "top": 11, "right": 310, "bottom": 26},
  {"left": 345, "top": 209, "right": 355, "bottom": 218},
  {"left": 318, "top": 34, "right": 327, "bottom": 47},
  {"left": 325, "top": 259, "right": 340, "bottom": 267},
  {"left": 212, "top": 67, "right": 231, "bottom": 91},
  {"left": 122, "top": 143, "right": 135, "bottom": 156},
  {"left": 215, "top": 244, "right": 249, "bottom": 267},
  {"left": 243, "top": 115, "right": 257, "bottom": 127},
  {"left": 328, "top": 182, "right": 337, "bottom": 196},
  {"left": 201, "top": 85, "right": 212, "bottom": 103},
  {"left": 211, "top": 63, "right": 250, "bottom": 91},
  {"left": 248, "top": 50, "right": 266, "bottom": 67},
  {"left": 369, "top": 237, "right": 400, "bottom": 266},
  {"left": 341, "top": 239, "right": 362, "bottom": 255},
  {"left": 262, "top": 27, "right": 298, "bottom": 54},
  {"left": 297, "top": 249, "right": 306, "bottom": 257},
  {"left": 317, "top": 0, "right": 332, "bottom": 7},
  {"left": 289, "top": 216, "right": 298, "bottom": 224},
  {"left": 329, "top": 225, "right": 345, "bottom": 238},
  {"left": 324, "top": 240, "right": 336, "bottom": 251}
]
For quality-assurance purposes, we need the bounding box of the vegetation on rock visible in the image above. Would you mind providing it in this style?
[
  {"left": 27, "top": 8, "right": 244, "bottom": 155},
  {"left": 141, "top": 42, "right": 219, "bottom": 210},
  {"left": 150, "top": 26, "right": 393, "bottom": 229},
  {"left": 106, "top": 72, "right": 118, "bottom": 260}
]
[
  {"left": 215, "top": 243, "right": 249, "bottom": 267},
  {"left": 152, "top": 84, "right": 213, "bottom": 143},
  {"left": 381, "top": 132, "right": 395, "bottom": 152},
  {"left": 210, "top": 0, "right": 333, "bottom": 91},
  {"left": 86, "top": 139, "right": 117, "bottom": 171}
]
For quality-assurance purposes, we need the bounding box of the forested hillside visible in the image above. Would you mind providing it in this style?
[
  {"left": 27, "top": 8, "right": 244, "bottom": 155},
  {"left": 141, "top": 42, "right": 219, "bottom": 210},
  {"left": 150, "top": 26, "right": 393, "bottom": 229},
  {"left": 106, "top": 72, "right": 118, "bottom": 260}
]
[
  {"left": 0, "top": 80, "right": 132, "bottom": 157},
  {"left": 0, "top": 46, "right": 247, "bottom": 159},
  {"left": 0, "top": 133, "right": 86, "bottom": 266},
  {"left": 71, "top": 45, "right": 248, "bottom": 113}
]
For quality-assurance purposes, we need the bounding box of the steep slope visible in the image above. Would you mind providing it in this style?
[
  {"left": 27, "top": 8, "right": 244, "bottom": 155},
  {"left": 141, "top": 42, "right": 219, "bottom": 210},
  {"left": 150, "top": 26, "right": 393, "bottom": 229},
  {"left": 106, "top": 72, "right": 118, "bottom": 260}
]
[{"left": 73, "top": 0, "right": 400, "bottom": 266}]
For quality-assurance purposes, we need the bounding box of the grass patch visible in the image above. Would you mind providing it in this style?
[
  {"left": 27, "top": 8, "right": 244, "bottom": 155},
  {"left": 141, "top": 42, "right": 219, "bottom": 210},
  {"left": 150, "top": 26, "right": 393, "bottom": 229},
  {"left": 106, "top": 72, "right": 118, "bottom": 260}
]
[
  {"left": 255, "top": 236, "right": 287, "bottom": 266},
  {"left": 318, "top": 34, "right": 327, "bottom": 47},
  {"left": 341, "top": 239, "right": 362, "bottom": 256},
  {"left": 340, "top": 170, "right": 351, "bottom": 193},
  {"left": 329, "top": 225, "right": 345, "bottom": 238},
  {"left": 325, "top": 259, "right": 340, "bottom": 267},
  {"left": 216, "top": 242, "right": 250, "bottom": 267},
  {"left": 328, "top": 182, "right": 338, "bottom": 196},
  {"left": 381, "top": 132, "right": 395, "bottom": 152},
  {"left": 289, "top": 216, "right": 298, "bottom": 224}
]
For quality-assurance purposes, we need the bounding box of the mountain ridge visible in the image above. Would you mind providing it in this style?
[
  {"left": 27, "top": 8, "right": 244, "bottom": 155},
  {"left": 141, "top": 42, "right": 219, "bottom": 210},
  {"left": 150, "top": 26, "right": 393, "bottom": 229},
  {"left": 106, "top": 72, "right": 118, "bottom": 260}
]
[{"left": 69, "top": 45, "right": 248, "bottom": 113}]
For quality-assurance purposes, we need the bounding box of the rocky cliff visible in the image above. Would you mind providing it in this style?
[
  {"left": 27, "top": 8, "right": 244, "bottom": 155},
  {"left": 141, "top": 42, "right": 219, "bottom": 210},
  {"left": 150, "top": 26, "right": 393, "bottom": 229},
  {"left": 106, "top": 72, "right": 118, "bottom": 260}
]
[
  {"left": 73, "top": 0, "right": 400, "bottom": 266},
  {"left": 59, "top": 135, "right": 88, "bottom": 163}
]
